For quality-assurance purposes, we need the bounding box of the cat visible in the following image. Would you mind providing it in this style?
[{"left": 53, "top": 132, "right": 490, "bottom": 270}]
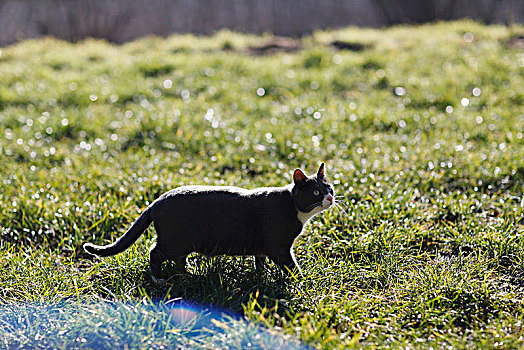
[{"left": 83, "top": 163, "right": 335, "bottom": 282}]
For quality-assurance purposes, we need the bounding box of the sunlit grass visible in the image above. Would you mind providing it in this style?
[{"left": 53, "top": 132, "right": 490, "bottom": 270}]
[{"left": 1, "top": 20, "right": 523, "bottom": 348}]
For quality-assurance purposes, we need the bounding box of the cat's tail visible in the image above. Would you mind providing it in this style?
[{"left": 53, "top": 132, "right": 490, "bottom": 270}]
[{"left": 83, "top": 207, "right": 153, "bottom": 257}]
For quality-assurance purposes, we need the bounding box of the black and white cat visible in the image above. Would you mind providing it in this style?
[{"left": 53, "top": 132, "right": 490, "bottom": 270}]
[{"left": 84, "top": 163, "right": 335, "bottom": 282}]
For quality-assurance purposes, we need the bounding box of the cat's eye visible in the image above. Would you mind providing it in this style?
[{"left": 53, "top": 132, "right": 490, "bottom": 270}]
[{"left": 313, "top": 189, "right": 320, "bottom": 196}]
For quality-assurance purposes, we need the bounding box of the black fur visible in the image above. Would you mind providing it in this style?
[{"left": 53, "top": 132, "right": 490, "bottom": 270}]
[{"left": 83, "top": 164, "right": 333, "bottom": 280}]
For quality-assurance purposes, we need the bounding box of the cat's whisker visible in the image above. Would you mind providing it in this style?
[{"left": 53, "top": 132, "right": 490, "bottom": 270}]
[
  {"left": 334, "top": 200, "right": 351, "bottom": 211},
  {"left": 339, "top": 202, "right": 351, "bottom": 211},
  {"left": 334, "top": 203, "right": 351, "bottom": 219}
]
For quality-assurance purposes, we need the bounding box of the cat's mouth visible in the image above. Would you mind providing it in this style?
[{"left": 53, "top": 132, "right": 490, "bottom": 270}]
[{"left": 322, "top": 194, "right": 334, "bottom": 209}]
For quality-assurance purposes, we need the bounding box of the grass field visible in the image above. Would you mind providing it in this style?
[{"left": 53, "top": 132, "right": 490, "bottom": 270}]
[{"left": 1, "top": 20, "right": 523, "bottom": 348}]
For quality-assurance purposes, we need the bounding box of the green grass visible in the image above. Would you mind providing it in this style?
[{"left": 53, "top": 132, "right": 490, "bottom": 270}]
[{"left": 1, "top": 20, "right": 523, "bottom": 348}]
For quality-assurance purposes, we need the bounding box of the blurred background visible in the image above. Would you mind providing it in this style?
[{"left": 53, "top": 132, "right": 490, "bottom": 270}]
[{"left": 1, "top": 0, "right": 523, "bottom": 45}]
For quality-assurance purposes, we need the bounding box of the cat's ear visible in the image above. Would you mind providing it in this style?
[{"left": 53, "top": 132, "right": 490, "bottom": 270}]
[
  {"left": 293, "top": 169, "right": 307, "bottom": 184},
  {"left": 317, "top": 162, "right": 326, "bottom": 179}
]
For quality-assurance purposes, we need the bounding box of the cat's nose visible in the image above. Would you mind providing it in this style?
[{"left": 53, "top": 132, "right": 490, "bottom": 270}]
[{"left": 326, "top": 195, "right": 333, "bottom": 204}]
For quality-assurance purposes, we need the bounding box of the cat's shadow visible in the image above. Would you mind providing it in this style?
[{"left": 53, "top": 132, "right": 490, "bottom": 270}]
[{"left": 137, "top": 256, "right": 295, "bottom": 314}]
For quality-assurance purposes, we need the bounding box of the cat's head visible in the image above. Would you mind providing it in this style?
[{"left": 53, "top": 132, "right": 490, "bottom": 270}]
[{"left": 291, "top": 163, "right": 334, "bottom": 222}]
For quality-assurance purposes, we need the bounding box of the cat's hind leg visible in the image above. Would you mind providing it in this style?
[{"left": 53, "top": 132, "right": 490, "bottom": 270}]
[
  {"left": 150, "top": 243, "right": 166, "bottom": 283},
  {"left": 150, "top": 248, "right": 190, "bottom": 283},
  {"left": 173, "top": 256, "right": 188, "bottom": 274}
]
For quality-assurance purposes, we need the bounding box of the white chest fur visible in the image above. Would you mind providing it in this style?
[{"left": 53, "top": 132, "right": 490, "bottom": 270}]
[{"left": 296, "top": 195, "right": 333, "bottom": 225}]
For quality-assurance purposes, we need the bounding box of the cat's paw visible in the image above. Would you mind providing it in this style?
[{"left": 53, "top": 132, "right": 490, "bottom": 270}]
[{"left": 152, "top": 275, "right": 167, "bottom": 284}]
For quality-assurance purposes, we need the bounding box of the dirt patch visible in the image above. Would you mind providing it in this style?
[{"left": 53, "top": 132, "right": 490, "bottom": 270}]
[
  {"left": 331, "top": 40, "right": 370, "bottom": 51},
  {"left": 508, "top": 35, "right": 524, "bottom": 50},
  {"left": 247, "top": 37, "right": 302, "bottom": 55}
]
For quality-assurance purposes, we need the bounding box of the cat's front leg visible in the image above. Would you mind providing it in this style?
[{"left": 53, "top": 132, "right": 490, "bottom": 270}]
[
  {"left": 255, "top": 256, "right": 266, "bottom": 272},
  {"left": 269, "top": 252, "right": 301, "bottom": 276}
]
